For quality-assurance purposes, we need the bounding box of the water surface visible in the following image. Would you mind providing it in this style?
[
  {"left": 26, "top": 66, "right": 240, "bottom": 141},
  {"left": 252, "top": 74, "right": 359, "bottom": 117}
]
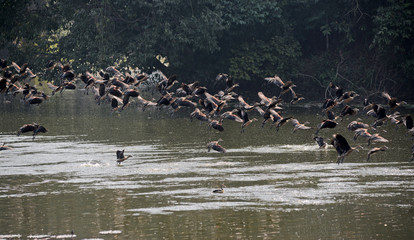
[{"left": 0, "top": 91, "right": 413, "bottom": 239}]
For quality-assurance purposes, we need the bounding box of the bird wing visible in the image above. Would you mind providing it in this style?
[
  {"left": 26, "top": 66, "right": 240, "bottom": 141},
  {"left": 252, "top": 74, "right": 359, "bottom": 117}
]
[
  {"left": 381, "top": 92, "right": 391, "bottom": 101},
  {"left": 264, "top": 75, "right": 284, "bottom": 88},
  {"left": 335, "top": 134, "right": 351, "bottom": 153},
  {"left": 116, "top": 150, "right": 124, "bottom": 159},
  {"left": 258, "top": 92, "right": 270, "bottom": 105}
]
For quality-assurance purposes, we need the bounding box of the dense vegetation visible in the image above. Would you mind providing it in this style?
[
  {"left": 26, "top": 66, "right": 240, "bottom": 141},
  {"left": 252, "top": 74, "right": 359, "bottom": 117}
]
[{"left": 1, "top": 0, "right": 413, "bottom": 101}]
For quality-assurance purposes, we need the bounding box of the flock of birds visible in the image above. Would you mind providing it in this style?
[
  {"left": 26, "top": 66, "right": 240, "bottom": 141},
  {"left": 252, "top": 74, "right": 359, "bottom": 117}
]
[{"left": 1, "top": 58, "right": 414, "bottom": 192}]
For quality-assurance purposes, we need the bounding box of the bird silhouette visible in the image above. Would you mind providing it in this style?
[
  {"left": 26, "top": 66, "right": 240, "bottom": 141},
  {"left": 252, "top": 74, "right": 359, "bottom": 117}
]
[
  {"left": 313, "top": 136, "right": 327, "bottom": 149},
  {"left": 331, "top": 134, "right": 361, "bottom": 164},
  {"left": 116, "top": 150, "right": 132, "bottom": 165},
  {"left": 315, "top": 119, "right": 337, "bottom": 135},
  {"left": 17, "top": 123, "right": 48, "bottom": 140}
]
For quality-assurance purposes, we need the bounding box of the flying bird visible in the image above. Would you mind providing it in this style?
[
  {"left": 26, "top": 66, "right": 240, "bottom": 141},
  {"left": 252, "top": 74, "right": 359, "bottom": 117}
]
[
  {"left": 367, "top": 146, "right": 388, "bottom": 161},
  {"left": 207, "top": 139, "right": 226, "bottom": 153},
  {"left": 330, "top": 134, "right": 360, "bottom": 164},
  {"left": 17, "top": 123, "right": 48, "bottom": 140},
  {"left": 313, "top": 136, "right": 327, "bottom": 149},
  {"left": 116, "top": 150, "right": 132, "bottom": 165}
]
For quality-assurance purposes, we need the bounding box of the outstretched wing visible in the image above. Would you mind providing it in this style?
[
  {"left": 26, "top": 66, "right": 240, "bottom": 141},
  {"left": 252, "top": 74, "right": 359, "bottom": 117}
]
[{"left": 116, "top": 150, "right": 124, "bottom": 159}]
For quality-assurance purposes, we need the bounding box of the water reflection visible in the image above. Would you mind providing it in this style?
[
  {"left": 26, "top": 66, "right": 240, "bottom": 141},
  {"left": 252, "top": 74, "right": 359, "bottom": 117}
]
[{"left": 0, "top": 91, "right": 413, "bottom": 239}]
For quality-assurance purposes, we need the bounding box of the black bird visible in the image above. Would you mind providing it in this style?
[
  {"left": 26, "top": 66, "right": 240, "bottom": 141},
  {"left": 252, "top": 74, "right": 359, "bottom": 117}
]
[
  {"left": 207, "top": 139, "right": 226, "bottom": 153},
  {"left": 330, "top": 134, "right": 360, "bottom": 164},
  {"left": 17, "top": 123, "right": 48, "bottom": 140},
  {"left": 116, "top": 150, "right": 132, "bottom": 165},
  {"left": 313, "top": 136, "right": 327, "bottom": 149},
  {"left": 315, "top": 120, "right": 337, "bottom": 135},
  {"left": 212, "top": 184, "right": 226, "bottom": 193},
  {"left": 326, "top": 110, "right": 336, "bottom": 120},
  {"left": 404, "top": 114, "right": 413, "bottom": 130}
]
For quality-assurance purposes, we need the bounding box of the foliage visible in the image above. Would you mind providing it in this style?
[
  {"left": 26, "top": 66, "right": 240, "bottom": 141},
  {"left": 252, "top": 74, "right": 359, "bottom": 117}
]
[
  {"left": 229, "top": 36, "right": 301, "bottom": 81},
  {"left": 1, "top": 0, "right": 413, "bottom": 100}
]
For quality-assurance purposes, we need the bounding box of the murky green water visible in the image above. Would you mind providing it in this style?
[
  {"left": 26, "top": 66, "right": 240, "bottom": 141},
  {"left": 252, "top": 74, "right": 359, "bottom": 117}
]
[{"left": 1, "top": 91, "right": 413, "bottom": 239}]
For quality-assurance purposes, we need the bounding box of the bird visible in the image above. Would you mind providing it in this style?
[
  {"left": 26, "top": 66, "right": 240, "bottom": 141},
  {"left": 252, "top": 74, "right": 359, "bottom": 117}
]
[
  {"left": 157, "top": 72, "right": 178, "bottom": 94},
  {"left": 116, "top": 150, "right": 132, "bottom": 165},
  {"left": 347, "top": 121, "right": 369, "bottom": 131},
  {"left": 322, "top": 98, "right": 338, "bottom": 112},
  {"left": 330, "top": 134, "right": 360, "bottom": 164},
  {"left": 234, "top": 108, "right": 257, "bottom": 133},
  {"left": 257, "top": 92, "right": 282, "bottom": 110},
  {"left": 368, "top": 133, "right": 389, "bottom": 146},
  {"left": 404, "top": 114, "right": 413, "bottom": 131},
  {"left": 326, "top": 110, "right": 336, "bottom": 120},
  {"left": 237, "top": 95, "right": 256, "bottom": 111},
  {"left": 365, "top": 103, "right": 387, "bottom": 120},
  {"left": 315, "top": 119, "right": 337, "bottom": 135},
  {"left": 353, "top": 128, "right": 372, "bottom": 141},
  {"left": 338, "top": 105, "right": 359, "bottom": 121},
  {"left": 190, "top": 108, "right": 209, "bottom": 122},
  {"left": 291, "top": 118, "right": 311, "bottom": 133},
  {"left": 207, "top": 139, "right": 226, "bottom": 153},
  {"left": 338, "top": 91, "right": 359, "bottom": 104},
  {"left": 208, "top": 119, "right": 224, "bottom": 132},
  {"left": 353, "top": 128, "right": 388, "bottom": 146},
  {"left": 382, "top": 92, "right": 406, "bottom": 110},
  {"left": 329, "top": 82, "right": 344, "bottom": 100},
  {"left": 274, "top": 116, "right": 293, "bottom": 132},
  {"left": 0, "top": 143, "right": 12, "bottom": 151},
  {"left": 289, "top": 87, "right": 304, "bottom": 104},
  {"left": 212, "top": 184, "right": 226, "bottom": 193},
  {"left": 367, "top": 146, "right": 388, "bottom": 161},
  {"left": 17, "top": 123, "right": 48, "bottom": 139},
  {"left": 220, "top": 110, "right": 243, "bottom": 123},
  {"left": 264, "top": 75, "right": 296, "bottom": 96},
  {"left": 313, "top": 136, "right": 327, "bottom": 148}
]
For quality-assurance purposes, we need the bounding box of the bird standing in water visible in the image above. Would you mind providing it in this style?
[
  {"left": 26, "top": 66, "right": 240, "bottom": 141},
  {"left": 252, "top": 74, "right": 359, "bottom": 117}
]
[
  {"left": 116, "top": 150, "right": 132, "bottom": 165},
  {"left": 213, "top": 184, "right": 226, "bottom": 193}
]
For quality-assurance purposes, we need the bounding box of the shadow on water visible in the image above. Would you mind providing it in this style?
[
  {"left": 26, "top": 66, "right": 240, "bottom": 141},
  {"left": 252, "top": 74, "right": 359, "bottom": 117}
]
[{"left": 0, "top": 91, "right": 413, "bottom": 239}]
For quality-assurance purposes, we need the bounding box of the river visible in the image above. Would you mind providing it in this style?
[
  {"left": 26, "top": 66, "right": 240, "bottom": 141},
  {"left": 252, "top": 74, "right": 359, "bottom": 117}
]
[{"left": 1, "top": 90, "right": 413, "bottom": 239}]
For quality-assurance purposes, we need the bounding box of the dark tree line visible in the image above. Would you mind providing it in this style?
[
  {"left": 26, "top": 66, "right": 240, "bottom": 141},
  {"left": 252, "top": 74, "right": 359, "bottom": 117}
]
[{"left": 1, "top": 0, "right": 413, "bottom": 100}]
